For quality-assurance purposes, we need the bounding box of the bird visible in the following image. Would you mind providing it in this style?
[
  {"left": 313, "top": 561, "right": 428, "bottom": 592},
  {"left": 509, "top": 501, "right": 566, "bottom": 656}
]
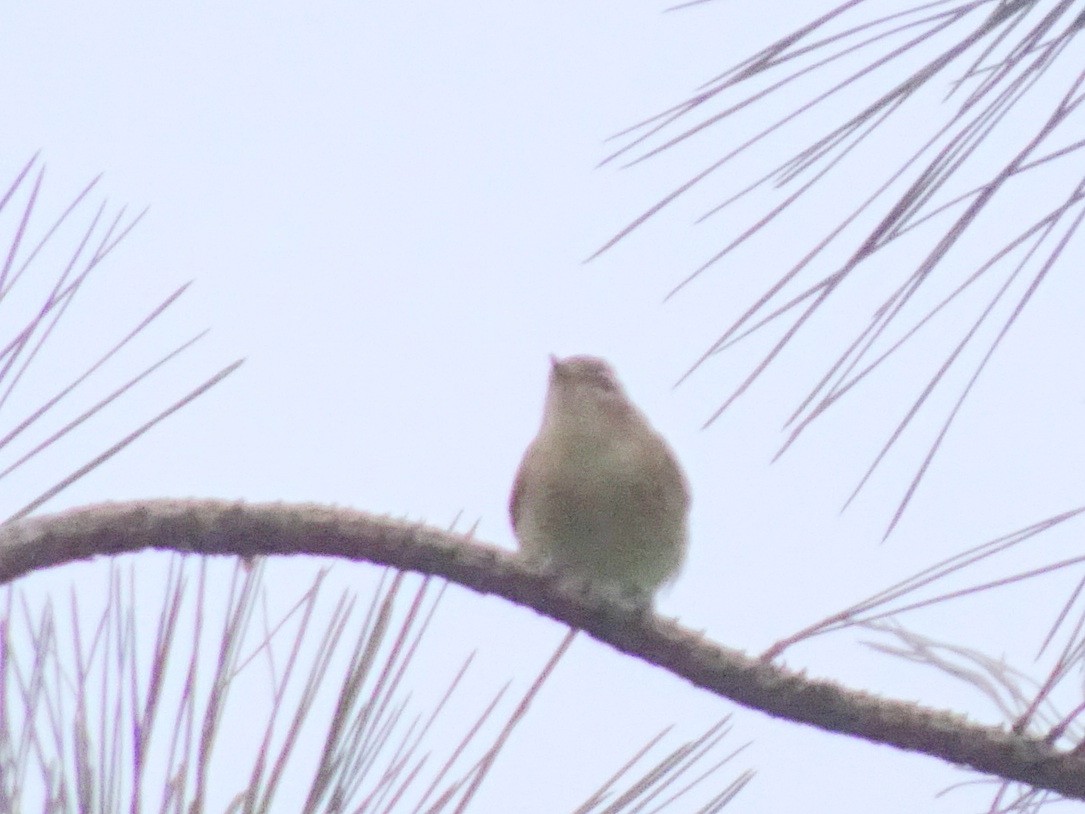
[{"left": 509, "top": 354, "right": 690, "bottom": 603}]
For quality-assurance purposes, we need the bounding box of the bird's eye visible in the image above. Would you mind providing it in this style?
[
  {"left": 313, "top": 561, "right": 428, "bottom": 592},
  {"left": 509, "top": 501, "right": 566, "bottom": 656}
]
[
  {"left": 555, "top": 357, "right": 623, "bottom": 393},
  {"left": 589, "top": 368, "right": 619, "bottom": 392}
]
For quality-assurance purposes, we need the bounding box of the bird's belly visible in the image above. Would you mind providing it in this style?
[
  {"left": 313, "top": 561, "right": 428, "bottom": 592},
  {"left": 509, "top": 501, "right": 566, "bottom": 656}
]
[{"left": 518, "top": 465, "right": 684, "bottom": 592}]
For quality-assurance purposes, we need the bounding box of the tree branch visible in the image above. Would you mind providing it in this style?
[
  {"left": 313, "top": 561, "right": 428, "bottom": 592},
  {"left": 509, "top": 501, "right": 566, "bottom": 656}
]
[{"left": 1, "top": 499, "right": 1081, "bottom": 798}]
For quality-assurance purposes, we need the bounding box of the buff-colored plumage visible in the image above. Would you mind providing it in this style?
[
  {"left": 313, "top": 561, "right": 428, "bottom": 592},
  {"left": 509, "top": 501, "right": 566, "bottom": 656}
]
[{"left": 509, "top": 355, "right": 689, "bottom": 601}]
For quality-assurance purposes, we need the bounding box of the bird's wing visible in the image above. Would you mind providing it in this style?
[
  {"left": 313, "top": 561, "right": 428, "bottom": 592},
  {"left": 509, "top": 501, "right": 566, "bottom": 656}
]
[
  {"left": 646, "top": 428, "right": 691, "bottom": 509},
  {"left": 508, "top": 440, "right": 537, "bottom": 532}
]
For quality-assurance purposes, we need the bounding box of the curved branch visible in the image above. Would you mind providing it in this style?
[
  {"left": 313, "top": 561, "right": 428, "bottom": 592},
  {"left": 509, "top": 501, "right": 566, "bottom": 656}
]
[{"left": 2, "top": 498, "right": 1083, "bottom": 799}]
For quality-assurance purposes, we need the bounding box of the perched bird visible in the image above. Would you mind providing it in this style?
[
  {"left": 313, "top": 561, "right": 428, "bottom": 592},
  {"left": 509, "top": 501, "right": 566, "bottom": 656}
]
[{"left": 509, "top": 354, "right": 690, "bottom": 602}]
